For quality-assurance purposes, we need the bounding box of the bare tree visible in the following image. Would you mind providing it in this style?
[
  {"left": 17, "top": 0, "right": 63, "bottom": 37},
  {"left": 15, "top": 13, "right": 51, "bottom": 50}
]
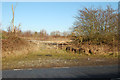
[
  {"left": 11, "top": 4, "right": 17, "bottom": 33},
  {"left": 39, "top": 29, "right": 48, "bottom": 37},
  {"left": 72, "top": 5, "right": 118, "bottom": 45},
  {"left": 23, "top": 30, "right": 32, "bottom": 37},
  {"left": 62, "top": 31, "right": 69, "bottom": 37},
  {"left": 50, "top": 31, "right": 61, "bottom": 37}
]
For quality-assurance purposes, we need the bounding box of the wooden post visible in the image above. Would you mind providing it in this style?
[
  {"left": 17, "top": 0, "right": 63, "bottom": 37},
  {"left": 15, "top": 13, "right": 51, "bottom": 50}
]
[
  {"left": 12, "top": 4, "right": 14, "bottom": 33},
  {"left": 11, "top": 3, "right": 17, "bottom": 33},
  {"left": 57, "top": 43, "right": 58, "bottom": 49}
]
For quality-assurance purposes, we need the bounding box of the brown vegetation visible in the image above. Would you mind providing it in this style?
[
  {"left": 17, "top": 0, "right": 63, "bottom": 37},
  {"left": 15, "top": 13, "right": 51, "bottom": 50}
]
[
  {"left": 2, "top": 35, "right": 27, "bottom": 51},
  {"left": 2, "top": 34, "right": 39, "bottom": 57}
]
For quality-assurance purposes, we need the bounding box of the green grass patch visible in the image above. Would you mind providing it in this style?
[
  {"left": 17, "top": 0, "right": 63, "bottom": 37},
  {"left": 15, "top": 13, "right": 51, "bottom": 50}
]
[{"left": 2, "top": 48, "right": 118, "bottom": 70}]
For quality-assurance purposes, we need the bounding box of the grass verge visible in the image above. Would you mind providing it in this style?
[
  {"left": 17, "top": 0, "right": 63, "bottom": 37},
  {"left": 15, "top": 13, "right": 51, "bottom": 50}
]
[{"left": 2, "top": 48, "right": 118, "bottom": 70}]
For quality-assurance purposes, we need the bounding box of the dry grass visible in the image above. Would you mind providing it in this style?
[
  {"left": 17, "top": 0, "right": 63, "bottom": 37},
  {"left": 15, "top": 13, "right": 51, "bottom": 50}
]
[
  {"left": 2, "top": 36, "right": 28, "bottom": 51},
  {"left": 2, "top": 45, "right": 118, "bottom": 70},
  {"left": 2, "top": 36, "right": 118, "bottom": 70},
  {"left": 2, "top": 35, "right": 40, "bottom": 57}
]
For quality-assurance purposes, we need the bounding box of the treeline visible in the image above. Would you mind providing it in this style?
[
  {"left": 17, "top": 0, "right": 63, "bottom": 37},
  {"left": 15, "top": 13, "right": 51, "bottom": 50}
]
[
  {"left": 71, "top": 5, "right": 118, "bottom": 46},
  {"left": 2, "top": 27, "right": 71, "bottom": 39},
  {"left": 20, "top": 30, "right": 70, "bottom": 38}
]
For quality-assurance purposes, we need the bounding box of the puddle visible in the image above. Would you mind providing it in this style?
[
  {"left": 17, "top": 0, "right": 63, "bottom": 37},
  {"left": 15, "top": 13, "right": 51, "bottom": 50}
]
[{"left": 45, "top": 54, "right": 52, "bottom": 57}]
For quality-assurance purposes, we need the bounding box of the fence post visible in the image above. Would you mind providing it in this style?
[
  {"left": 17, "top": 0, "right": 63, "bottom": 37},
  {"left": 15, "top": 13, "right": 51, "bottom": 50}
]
[{"left": 57, "top": 43, "right": 58, "bottom": 49}]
